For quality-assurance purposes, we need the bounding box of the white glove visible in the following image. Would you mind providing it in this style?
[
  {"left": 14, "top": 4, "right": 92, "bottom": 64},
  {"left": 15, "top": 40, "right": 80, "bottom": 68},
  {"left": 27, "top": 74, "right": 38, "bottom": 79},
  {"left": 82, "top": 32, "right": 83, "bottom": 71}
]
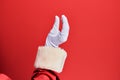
[{"left": 45, "top": 15, "right": 70, "bottom": 47}]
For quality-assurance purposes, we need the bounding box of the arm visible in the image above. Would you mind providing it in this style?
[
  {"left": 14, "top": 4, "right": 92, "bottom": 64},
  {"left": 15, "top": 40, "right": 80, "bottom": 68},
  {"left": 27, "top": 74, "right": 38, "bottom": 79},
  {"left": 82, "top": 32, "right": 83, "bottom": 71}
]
[
  {"left": 0, "top": 73, "right": 11, "bottom": 80},
  {"left": 31, "top": 68, "right": 58, "bottom": 80},
  {"left": 32, "top": 15, "right": 70, "bottom": 80}
]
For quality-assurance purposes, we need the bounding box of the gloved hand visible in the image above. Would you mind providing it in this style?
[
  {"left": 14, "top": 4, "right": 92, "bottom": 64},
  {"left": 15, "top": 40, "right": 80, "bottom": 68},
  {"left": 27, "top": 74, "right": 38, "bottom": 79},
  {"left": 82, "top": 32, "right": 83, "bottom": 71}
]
[
  {"left": 34, "top": 15, "right": 69, "bottom": 74},
  {"left": 45, "top": 15, "right": 70, "bottom": 47}
]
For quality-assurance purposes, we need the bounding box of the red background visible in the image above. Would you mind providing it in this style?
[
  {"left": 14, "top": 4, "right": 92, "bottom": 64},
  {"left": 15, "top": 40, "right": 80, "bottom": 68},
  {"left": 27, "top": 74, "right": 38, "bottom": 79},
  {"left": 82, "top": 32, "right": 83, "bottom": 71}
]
[{"left": 0, "top": 0, "right": 120, "bottom": 80}]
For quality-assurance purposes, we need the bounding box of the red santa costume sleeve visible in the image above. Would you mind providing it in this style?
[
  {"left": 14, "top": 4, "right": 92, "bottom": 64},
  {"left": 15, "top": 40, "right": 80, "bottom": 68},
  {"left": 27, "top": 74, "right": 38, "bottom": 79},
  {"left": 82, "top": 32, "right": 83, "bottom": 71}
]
[
  {"left": 32, "top": 46, "right": 67, "bottom": 80},
  {"left": 0, "top": 73, "right": 11, "bottom": 80},
  {"left": 31, "top": 68, "right": 59, "bottom": 80}
]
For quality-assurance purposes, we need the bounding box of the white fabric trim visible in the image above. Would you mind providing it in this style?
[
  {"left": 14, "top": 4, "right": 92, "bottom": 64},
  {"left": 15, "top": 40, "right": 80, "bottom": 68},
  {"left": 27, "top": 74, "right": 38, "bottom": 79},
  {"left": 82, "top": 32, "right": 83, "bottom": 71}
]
[{"left": 34, "top": 46, "right": 67, "bottom": 73}]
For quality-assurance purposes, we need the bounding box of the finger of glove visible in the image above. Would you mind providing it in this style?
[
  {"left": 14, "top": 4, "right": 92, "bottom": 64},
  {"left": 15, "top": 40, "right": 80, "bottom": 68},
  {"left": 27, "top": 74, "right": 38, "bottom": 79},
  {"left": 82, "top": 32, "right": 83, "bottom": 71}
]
[
  {"left": 60, "top": 15, "right": 70, "bottom": 42},
  {"left": 49, "top": 16, "right": 60, "bottom": 36}
]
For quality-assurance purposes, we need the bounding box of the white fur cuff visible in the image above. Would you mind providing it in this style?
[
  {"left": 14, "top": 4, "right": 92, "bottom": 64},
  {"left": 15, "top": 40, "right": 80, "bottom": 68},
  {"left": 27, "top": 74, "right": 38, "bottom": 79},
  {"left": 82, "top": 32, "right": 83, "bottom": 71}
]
[{"left": 34, "top": 46, "right": 67, "bottom": 73}]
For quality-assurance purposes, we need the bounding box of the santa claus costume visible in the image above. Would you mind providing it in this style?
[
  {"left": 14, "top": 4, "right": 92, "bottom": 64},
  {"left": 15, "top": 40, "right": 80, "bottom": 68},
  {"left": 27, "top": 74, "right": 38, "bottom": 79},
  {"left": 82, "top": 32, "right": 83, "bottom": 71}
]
[{"left": 0, "top": 15, "right": 70, "bottom": 80}]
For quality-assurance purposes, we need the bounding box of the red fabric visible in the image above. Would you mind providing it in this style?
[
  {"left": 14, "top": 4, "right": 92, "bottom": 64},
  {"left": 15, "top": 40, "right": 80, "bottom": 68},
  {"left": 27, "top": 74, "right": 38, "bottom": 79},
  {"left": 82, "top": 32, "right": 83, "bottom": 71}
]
[
  {"left": 32, "top": 68, "right": 58, "bottom": 80},
  {"left": 0, "top": 69, "right": 58, "bottom": 80},
  {"left": 0, "top": 74, "right": 11, "bottom": 80}
]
